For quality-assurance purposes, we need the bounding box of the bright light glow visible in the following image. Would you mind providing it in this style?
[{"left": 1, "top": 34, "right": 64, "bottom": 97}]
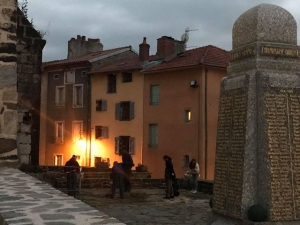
[
  {"left": 78, "top": 138, "right": 86, "bottom": 149},
  {"left": 188, "top": 111, "right": 191, "bottom": 121}
]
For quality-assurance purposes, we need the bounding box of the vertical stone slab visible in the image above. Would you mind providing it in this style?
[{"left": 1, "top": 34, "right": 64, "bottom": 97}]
[
  {"left": 209, "top": 3, "right": 300, "bottom": 224},
  {"left": 0, "top": 0, "right": 18, "bottom": 155}
]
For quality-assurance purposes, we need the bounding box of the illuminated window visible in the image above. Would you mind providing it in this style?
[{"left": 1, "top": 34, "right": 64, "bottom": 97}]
[
  {"left": 184, "top": 109, "right": 191, "bottom": 123},
  {"left": 149, "top": 124, "right": 158, "bottom": 147},
  {"left": 115, "top": 136, "right": 135, "bottom": 155},
  {"left": 55, "top": 86, "right": 65, "bottom": 107},
  {"left": 72, "top": 121, "right": 83, "bottom": 142},
  {"left": 150, "top": 85, "right": 159, "bottom": 105},
  {"left": 54, "top": 154, "right": 63, "bottom": 166},
  {"left": 55, "top": 121, "right": 64, "bottom": 144}
]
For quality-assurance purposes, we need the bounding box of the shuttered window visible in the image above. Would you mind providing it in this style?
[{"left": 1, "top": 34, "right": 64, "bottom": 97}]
[
  {"left": 95, "top": 126, "right": 109, "bottom": 139},
  {"left": 96, "top": 100, "right": 107, "bottom": 111},
  {"left": 115, "top": 136, "right": 135, "bottom": 155},
  {"left": 149, "top": 124, "right": 158, "bottom": 147},
  {"left": 115, "top": 101, "right": 134, "bottom": 121}
]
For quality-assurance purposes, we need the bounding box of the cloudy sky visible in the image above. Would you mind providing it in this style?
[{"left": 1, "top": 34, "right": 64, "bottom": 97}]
[{"left": 26, "top": 0, "right": 300, "bottom": 62}]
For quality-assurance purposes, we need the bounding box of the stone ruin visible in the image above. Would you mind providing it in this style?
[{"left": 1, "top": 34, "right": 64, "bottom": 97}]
[{"left": 0, "top": 0, "right": 45, "bottom": 164}]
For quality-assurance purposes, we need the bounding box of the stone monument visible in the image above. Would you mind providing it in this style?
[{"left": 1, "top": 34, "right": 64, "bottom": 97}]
[{"left": 209, "top": 3, "right": 300, "bottom": 224}]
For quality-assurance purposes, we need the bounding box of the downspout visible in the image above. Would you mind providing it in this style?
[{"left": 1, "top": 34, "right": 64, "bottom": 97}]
[{"left": 204, "top": 68, "right": 208, "bottom": 179}]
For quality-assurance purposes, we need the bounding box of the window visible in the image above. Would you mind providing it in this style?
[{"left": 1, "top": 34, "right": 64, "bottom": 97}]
[
  {"left": 115, "top": 136, "right": 134, "bottom": 155},
  {"left": 65, "top": 70, "right": 75, "bottom": 84},
  {"left": 73, "top": 84, "right": 83, "bottom": 107},
  {"left": 150, "top": 85, "right": 159, "bottom": 105},
  {"left": 122, "top": 72, "right": 132, "bottom": 82},
  {"left": 81, "top": 71, "right": 87, "bottom": 77},
  {"left": 95, "top": 126, "right": 109, "bottom": 139},
  {"left": 72, "top": 121, "right": 83, "bottom": 142},
  {"left": 55, "top": 86, "right": 65, "bottom": 107},
  {"left": 53, "top": 74, "right": 59, "bottom": 80},
  {"left": 55, "top": 121, "right": 64, "bottom": 144},
  {"left": 54, "top": 154, "right": 63, "bottom": 166},
  {"left": 184, "top": 109, "right": 192, "bottom": 123},
  {"left": 115, "top": 101, "right": 134, "bottom": 121},
  {"left": 149, "top": 124, "right": 158, "bottom": 147},
  {"left": 96, "top": 100, "right": 107, "bottom": 111},
  {"left": 107, "top": 74, "right": 116, "bottom": 93}
]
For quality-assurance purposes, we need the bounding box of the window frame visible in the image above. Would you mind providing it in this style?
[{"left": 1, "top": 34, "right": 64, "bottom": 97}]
[
  {"left": 55, "top": 85, "right": 65, "bottom": 107},
  {"left": 95, "top": 126, "right": 109, "bottom": 139},
  {"left": 64, "top": 70, "right": 75, "bottom": 84},
  {"left": 115, "top": 136, "right": 135, "bottom": 155},
  {"left": 72, "top": 121, "right": 83, "bottom": 143},
  {"left": 115, "top": 101, "right": 134, "bottom": 121},
  {"left": 55, "top": 121, "right": 64, "bottom": 144},
  {"left": 150, "top": 85, "right": 160, "bottom": 105},
  {"left": 107, "top": 74, "right": 116, "bottom": 93},
  {"left": 184, "top": 109, "right": 192, "bottom": 123},
  {"left": 73, "top": 84, "right": 84, "bottom": 108},
  {"left": 54, "top": 154, "right": 63, "bottom": 166},
  {"left": 96, "top": 99, "right": 107, "bottom": 111}
]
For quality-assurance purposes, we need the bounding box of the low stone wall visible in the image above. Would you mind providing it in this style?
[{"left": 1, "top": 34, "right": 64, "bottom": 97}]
[{"left": 0, "top": 167, "right": 124, "bottom": 225}]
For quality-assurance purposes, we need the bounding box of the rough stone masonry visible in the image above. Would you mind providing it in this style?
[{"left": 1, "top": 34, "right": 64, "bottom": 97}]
[
  {"left": 0, "top": 0, "right": 45, "bottom": 164},
  {"left": 209, "top": 3, "right": 300, "bottom": 225}
]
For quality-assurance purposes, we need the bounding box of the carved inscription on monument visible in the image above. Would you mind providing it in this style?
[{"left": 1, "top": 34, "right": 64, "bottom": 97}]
[
  {"left": 213, "top": 88, "right": 247, "bottom": 219},
  {"left": 261, "top": 47, "right": 299, "bottom": 58},
  {"left": 265, "top": 89, "right": 300, "bottom": 221},
  {"left": 230, "top": 47, "right": 254, "bottom": 61}
]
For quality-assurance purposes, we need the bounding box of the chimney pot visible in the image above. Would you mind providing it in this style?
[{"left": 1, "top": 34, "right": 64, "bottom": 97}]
[
  {"left": 82, "top": 36, "right": 86, "bottom": 41},
  {"left": 77, "top": 35, "right": 81, "bottom": 40},
  {"left": 139, "top": 37, "right": 150, "bottom": 62}
]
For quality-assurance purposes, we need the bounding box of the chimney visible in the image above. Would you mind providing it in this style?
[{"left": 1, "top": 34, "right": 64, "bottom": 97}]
[
  {"left": 156, "top": 36, "right": 185, "bottom": 59},
  {"left": 139, "top": 37, "right": 150, "bottom": 62},
  {"left": 67, "top": 35, "right": 104, "bottom": 59}
]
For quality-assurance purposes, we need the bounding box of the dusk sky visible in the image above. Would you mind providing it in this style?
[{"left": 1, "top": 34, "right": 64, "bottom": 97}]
[{"left": 26, "top": 0, "right": 300, "bottom": 62}]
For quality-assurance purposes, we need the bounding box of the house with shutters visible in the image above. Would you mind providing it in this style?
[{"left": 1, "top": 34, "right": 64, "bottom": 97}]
[
  {"left": 39, "top": 35, "right": 138, "bottom": 166},
  {"left": 142, "top": 37, "right": 229, "bottom": 179},
  {"left": 88, "top": 37, "right": 158, "bottom": 167}
]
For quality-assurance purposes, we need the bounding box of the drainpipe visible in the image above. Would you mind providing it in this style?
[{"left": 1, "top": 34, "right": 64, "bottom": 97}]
[{"left": 204, "top": 68, "right": 208, "bottom": 179}]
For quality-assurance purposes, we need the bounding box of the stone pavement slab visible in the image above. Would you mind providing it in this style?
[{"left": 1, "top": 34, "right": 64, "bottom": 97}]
[
  {"left": 0, "top": 167, "right": 124, "bottom": 225},
  {"left": 79, "top": 188, "right": 211, "bottom": 225}
]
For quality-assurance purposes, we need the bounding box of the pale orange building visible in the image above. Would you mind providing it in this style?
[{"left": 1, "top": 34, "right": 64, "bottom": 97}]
[{"left": 142, "top": 37, "right": 229, "bottom": 179}]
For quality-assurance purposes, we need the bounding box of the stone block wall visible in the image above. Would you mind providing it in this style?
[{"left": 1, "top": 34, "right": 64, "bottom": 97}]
[{"left": 0, "top": 0, "right": 45, "bottom": 165}]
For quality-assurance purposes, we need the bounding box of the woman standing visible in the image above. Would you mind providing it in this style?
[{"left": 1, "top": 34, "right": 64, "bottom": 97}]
[{"left": 189, "top": 159, "right": 199, "bottom": 193}]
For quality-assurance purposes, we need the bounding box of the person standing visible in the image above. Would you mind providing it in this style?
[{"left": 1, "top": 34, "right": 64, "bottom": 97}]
[
  {"left": 163, "top": 155, "right": 175, "bottom": 199},
  {"left": 189, "top": 159, "right": 200, "bottom": 193},
  {"left": 121, "top": 147, "right": 134, "bottom": 192},
  {"left": 64, "top": 155, "right": 80, "bottom": 197},
  {"left": 111, "top": 161, "right": 125, "bottom": 199}
]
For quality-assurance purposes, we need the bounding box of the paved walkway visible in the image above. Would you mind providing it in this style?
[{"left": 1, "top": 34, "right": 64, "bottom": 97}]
[{"left": 79, "top": 188, "right": 211, "bottom": 225}]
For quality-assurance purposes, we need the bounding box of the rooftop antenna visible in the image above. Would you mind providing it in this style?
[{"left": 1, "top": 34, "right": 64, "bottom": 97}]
[{"left": 181, "top": 27, "right": 198, "bottom": 50}]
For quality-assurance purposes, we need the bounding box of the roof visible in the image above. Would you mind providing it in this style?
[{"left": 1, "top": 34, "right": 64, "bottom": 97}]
[
  {"left": 43, "top": 46, "right": 131, "bottom": 68},
  {"left": 145, "top": 45, "right": 229, "bottom": 72},
  {"left": 90, "top": 57, "right": 141, "bottom": 74}
]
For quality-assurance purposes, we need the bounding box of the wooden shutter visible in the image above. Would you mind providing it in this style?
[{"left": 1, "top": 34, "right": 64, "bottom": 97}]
[
  {"left": 95, "top": 126, "right": 100, "bottom": 139},
  {"left": 102, "top": 126, "right": 109, "bottom": 139},
  {"left": 129, "top": 137, "right": 135, "bottom": 155},
  {"left": 115, "top": 137, "right": 120, "bottom": 154},
  {"left": 115, "top": 103, "right": 120, "bottom": 120},
  {"left": 102, "top": 100, "right": 107, "bottom": 111},
  {"left": 130, "top": 102, "right": 135, "bottom": 119}
]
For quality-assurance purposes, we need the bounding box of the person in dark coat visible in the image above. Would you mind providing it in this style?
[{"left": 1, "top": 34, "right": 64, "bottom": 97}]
[
  {"left": 121, "top": 147, "right": 134, "bottom": 192},
  {"left": 64, "top": 155, "right": 80, "bottom": 197},
  {"left": 111, "top": 161, "right": 125, "bottom": 199},
  {"left": 163, "top": 155, "right": 175, "bottom": 199}
]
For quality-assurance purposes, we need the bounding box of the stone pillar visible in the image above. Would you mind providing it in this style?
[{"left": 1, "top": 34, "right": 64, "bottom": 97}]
[
  {"left": 0, "top": 0, "right": 18, "bottom": 155},
  {"left": 209, "top": 4, "right": 300, "bottom": 224}
]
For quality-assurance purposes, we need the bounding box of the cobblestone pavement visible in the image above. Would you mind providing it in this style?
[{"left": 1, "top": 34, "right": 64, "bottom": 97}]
[{"left": 79, "top": 188, "right": 211, "bottom": 225}]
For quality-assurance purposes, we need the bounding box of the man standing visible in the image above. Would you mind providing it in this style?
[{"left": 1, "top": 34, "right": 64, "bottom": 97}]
[
  {"left": 121, "top": 147, "right": 134, "bottom": 193},
  {"left": 64, "top": 155, "right": 80, "bottom": 197},
  {"left": 163, "top": 155, "right": 175, "bottom": 199}
]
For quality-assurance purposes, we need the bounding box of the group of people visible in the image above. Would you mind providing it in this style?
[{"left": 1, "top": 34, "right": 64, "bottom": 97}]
[
  {"left": 64, "top": 152, "right": 200, "bottom": 200},
  {"left": 163, "top": 155, "right": 199, "bottom": 199}
]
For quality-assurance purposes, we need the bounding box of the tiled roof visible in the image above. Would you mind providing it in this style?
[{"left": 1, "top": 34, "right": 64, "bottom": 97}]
[
  {"left": 90, "top": 56, "right": 141, "bottom": 74},
  {"left": 43, "top": 46, "right": 131, "bottom": 68},
  {"left": 145, "top": 45, "right": 229, "bottom": 72}
]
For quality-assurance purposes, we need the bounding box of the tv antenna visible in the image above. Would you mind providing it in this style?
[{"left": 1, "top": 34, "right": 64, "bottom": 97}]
[{"left": 181, "top": 27, "right": 198, "bottom": 49}]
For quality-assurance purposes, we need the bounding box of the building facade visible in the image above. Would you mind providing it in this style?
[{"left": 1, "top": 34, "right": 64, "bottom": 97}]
[{"left": 39, "top": 35, "right": 137, "bottom": 166}]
